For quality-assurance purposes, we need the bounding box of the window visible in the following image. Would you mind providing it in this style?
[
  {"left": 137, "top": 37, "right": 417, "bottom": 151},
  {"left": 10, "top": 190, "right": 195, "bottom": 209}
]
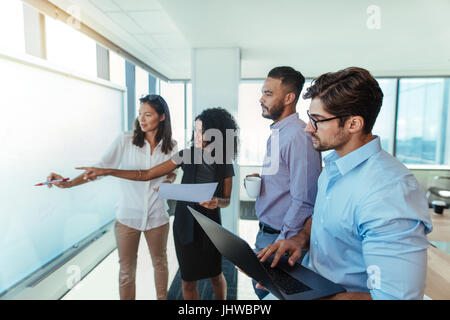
[
  {"left": 46, "top": 16, "right": 97, "bottom": 78},
  {"left": 0, "top": 0, "right": 25, "bottom": 54},
  {"left": 238, "top": 77, "right": 450, "bottom": 166},
  {"left": 159, "top": 81, "right": 187, "bottom": 149},
  {"left": 396, "top": 78, "right": 450, "bottom": 165},
  {"left": 135, "top": 65, "right": 149, "bottom": 112},
  {"left": 109, "top": 50, "right": 126, "bottom": 87},
  {"left": 238, "top": 81, "right": 271, "bottom": 165},
  {"left": 237, "top": 81, "right": 312, "bottom": 165},
  {"left": 373, "top": 79, "right": 397, "bottom": 154}
]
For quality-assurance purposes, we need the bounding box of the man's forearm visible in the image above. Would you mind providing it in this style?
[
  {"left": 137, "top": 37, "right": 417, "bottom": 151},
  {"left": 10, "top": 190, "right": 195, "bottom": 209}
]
[{"left": 287, "top": 217, "right": 312, "bottom": 250}]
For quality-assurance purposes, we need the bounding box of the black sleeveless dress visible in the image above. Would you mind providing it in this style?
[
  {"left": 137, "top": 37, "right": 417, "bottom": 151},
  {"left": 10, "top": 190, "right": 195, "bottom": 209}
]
[{"left": 172, "top": 147, "right": 235, "bottom": 281}]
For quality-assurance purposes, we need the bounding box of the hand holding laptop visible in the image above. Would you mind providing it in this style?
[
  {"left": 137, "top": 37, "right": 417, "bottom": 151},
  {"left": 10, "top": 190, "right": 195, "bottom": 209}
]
[
  {"left": 188, "top": 206, "right": 346, "bottom": 300},
  {"left": 257, "top": 238, "right": 304, "bottom": 268}
]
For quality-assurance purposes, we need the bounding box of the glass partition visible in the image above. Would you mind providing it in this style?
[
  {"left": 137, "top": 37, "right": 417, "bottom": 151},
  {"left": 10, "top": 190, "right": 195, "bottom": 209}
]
[
  {"left": 0, "top": 51, "right": 124, "bottom": 296},
  {"left": 396, "top": 78, "right": 450, "bottom": 165}
]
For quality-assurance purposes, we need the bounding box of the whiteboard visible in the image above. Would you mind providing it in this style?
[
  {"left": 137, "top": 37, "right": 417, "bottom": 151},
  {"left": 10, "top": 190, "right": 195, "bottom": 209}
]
[{"left": 0, "top": 51, "right": 125, "bottom": 295}]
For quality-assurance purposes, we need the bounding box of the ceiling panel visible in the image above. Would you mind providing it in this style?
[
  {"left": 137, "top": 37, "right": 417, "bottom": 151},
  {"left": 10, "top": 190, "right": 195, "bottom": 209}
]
[
  {"left": 89, "top": 0, "right": 121, "bottom": 12},
  {"left": 151, "top": 33, "right": 189, "bottom": 48},
  {"left": 112, "top": 0, "right": 162, "bottom": 12},
  {"left": 106, "top": 12, "right": 144, "bottom": 35},
  {"left": 127, "top": 11, "right": 178, "bottom": 34},
  {"left": 134, "top": 34, "right": 161, "bottom": 49}
]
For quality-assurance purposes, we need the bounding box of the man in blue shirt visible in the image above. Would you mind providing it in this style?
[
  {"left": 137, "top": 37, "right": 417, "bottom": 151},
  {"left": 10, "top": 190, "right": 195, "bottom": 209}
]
[
  {"left": 258, "top": 67, "right": 433, "bottom": 300},
  {"left": 247, "top": 67, "right": 322, "bottom": 299}
]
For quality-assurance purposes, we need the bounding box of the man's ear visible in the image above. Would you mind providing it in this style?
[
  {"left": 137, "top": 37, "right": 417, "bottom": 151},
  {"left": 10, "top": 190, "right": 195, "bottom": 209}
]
[
  {"left": 347, "top": 116, "right": 364, "bottom": 133},
  {"left": 284, "top": 92, "right": 297, "bottom": 105}
]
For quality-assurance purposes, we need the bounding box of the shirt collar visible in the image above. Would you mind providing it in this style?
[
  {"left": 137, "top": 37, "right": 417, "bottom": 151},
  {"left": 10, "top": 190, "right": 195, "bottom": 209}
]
[
  {"left": 145, "top": 138, "right": 163, "bottom": 150},
  {"left": 270, "top": 112, "right": 299, "bottom": 130},
  {"left": 324, "top": 136, "right": 382, "bottom": 176}
]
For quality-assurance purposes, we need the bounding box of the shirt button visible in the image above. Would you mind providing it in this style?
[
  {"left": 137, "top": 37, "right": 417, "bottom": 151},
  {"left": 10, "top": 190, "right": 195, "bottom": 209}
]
[
  {"left": 321, "top": 218, "right": 324, "bottom": 224},
  {"left": 326, "top": 196, "right": 330, "bottom": 200},
  {"left": 315, "top": 241, "right": 318, "bottom": 246}
]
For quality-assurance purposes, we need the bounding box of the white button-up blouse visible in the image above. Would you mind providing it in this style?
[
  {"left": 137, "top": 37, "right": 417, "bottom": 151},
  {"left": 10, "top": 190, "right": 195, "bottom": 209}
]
[{"left": 94, "top": 132, "right": 178, "bottom": 231}]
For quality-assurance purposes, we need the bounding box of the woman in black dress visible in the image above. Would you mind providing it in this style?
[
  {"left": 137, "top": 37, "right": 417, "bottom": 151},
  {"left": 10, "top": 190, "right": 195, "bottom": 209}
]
[{"left": 77, "top": 108, "right": 239, "bottom": 300}]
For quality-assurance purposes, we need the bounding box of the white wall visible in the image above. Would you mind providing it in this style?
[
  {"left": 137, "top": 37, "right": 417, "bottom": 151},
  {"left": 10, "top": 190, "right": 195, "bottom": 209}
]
[{"left": 191, "top": 48, "right": 241, "bottom": 234}]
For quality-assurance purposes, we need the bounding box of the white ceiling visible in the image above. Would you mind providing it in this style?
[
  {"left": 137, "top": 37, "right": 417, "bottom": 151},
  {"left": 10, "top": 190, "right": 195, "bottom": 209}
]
[{"left": 49, "top": 0, "right": 450, "bottom": 80}]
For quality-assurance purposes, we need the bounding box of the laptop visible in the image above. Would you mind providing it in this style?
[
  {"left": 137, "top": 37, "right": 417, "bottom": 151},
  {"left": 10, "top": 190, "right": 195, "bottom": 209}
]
[{"left": 187, "top": 206, "right": 346, "bottom": 300}]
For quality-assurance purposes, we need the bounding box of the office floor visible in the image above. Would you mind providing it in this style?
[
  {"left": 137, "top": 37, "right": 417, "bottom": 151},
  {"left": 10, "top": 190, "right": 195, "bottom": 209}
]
[{"left": 62, "top": 217, "right": 259, "bottom": 300}]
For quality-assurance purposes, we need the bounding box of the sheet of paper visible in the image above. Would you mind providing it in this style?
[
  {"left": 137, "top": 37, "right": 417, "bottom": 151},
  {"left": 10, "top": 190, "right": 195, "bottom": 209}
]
[{"left": 157, "top": 182, "right": 218, "bottom": 202}]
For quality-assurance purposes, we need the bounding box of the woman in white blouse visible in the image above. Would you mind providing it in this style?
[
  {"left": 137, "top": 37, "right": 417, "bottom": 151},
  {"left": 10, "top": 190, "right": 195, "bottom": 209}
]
[{"left": 46, "top": 94, "right": 178, "bottom": 300}]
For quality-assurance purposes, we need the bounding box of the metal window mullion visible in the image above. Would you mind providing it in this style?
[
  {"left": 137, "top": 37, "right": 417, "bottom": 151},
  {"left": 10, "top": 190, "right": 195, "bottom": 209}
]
[
  {"left": 125, "top": 61, "right": 136, "bottom": 131},
  {"left": 392, "top": 78, "right": 400, "bottom": 158},
  {"left": 439, "top": 79, "right": 449, "bottom": 165}
]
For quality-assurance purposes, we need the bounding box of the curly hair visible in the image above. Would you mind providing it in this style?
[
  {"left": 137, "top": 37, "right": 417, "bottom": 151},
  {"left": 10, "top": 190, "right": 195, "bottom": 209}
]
[
  {"left": 193, "top": 107, "right": 239, "bottom": 163},
  {"left": 303, "top": 67, "right": 384, "bottom": 134}
]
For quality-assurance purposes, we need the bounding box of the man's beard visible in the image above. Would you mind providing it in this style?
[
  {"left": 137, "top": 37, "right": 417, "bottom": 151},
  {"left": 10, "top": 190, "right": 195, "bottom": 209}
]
[
  {"left": 311, "top": 130, "right": 349, "bottom": 152},
  {"left": 261, "top": 101, "right": 285, "bottom": 121}
]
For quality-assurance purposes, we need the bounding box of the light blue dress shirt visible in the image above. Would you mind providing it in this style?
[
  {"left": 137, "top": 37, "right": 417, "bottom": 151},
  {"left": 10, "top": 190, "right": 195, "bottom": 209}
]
[
  {"left": 301, "top": 136, "right": 433, "bottom": 300},
  {"left": 255, "top": 113, "right": 322, "bottom": 240}
]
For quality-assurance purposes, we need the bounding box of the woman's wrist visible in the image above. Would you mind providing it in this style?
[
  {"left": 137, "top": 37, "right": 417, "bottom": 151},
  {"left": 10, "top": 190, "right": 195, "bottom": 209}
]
[{"left": 216, "top": 197, "right": 230, "bottom": 208}]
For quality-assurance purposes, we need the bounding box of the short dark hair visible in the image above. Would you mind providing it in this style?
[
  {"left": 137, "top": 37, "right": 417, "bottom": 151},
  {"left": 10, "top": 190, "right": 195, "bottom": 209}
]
[
  {"left": 133, "top": 94, "right": 175, "bottom": 154},
  {"left": 267, "top": 66, "right": 305, "bottom": 103},
  {"left": 303, "top": 67, "right": 383, "bottom": 134}
]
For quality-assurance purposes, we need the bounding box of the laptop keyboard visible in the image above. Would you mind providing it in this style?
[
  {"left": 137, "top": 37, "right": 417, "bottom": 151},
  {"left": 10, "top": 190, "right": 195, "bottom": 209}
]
[{"left": 262, "top": 260, "right": 312, "bottom": 295}]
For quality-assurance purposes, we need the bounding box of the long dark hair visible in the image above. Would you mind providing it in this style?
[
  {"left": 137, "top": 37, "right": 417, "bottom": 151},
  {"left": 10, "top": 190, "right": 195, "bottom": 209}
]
[
  {"left": 193, "top": 107, "right": 239, "bottom": 163},
  {"left": 132, "top": 94, "right": 175, "bottom": 154}
]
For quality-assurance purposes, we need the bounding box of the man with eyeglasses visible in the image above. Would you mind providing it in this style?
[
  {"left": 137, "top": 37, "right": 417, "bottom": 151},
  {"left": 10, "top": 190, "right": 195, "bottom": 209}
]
[
  {"left": 246, "top": 66, "right": 322, "bottom": 299},
  {"left": 257, "top": 67, "right": 432, "bottom": 300}
]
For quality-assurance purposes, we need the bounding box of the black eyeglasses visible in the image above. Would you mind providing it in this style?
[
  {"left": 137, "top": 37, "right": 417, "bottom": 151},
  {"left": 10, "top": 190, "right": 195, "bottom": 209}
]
[{"left": 306, "top": 110, "right": 350, "bottom": 131}]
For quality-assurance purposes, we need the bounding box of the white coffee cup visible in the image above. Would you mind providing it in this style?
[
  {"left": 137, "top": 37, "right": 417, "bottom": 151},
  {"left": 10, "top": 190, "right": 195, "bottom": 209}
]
[{"left": 245, "top": 176, "right": 261, "bottom": 198}]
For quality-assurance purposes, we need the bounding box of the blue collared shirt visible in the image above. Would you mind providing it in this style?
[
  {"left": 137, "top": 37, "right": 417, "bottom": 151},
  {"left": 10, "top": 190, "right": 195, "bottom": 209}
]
[
  {"left": 301, "top": 136, "right": 433, "bottom": 300},
  {"left": 255, "top": 113, "right": 322, "bottom": 240}
]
